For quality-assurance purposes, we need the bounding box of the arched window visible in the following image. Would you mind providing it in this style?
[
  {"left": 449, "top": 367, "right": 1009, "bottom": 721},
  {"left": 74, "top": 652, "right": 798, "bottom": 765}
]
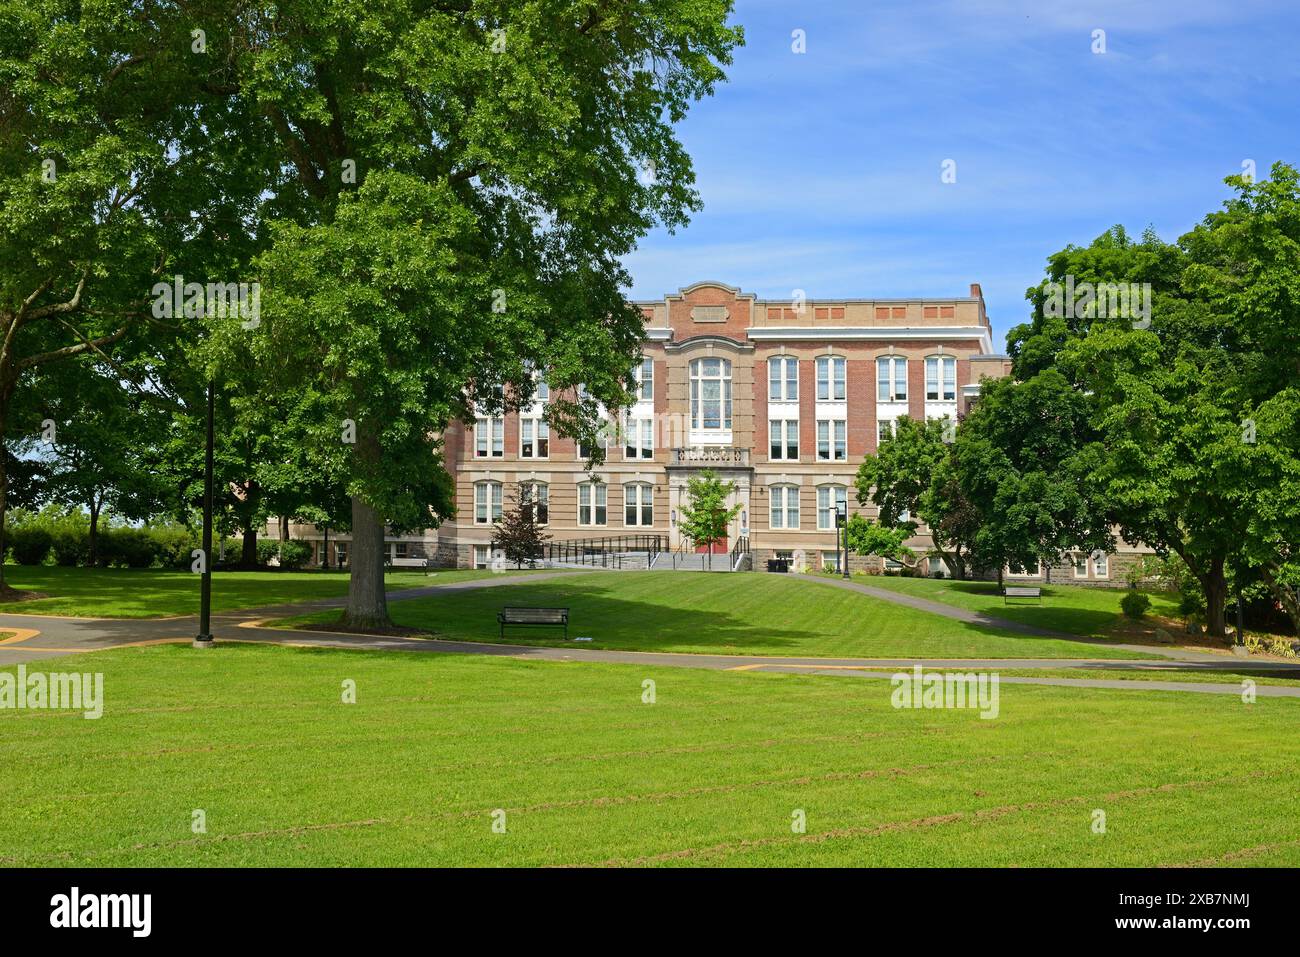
[
  {"left": 925, "top": 355, "right": 957, "bottom": 401},
  {"left": 690, "top": 357, "right": 732, "bottom": 430},
  {"left": 816, "top": 355, "right": 846, "bottom": 401},
  {"left": 769, "top": 485, "right": 800, "bottom": 529},
  {"left": 578, "top": 481, "right": 607, "bottom": 526},
  {"left": 519, "top": 482, "right": 549, "bottom": 525},
  {"left": 474, "top": 481, "right": 502, "bottom": 524},
  {"left": 817, "top": 485, "right": 847, "bottom": 530},
  {"left": 624, "top": 484, "right": 654, "bottom": 527},
  {"left": 768, "top": 356, "right": 798, "bottom": 401},
  {"left": 877, "top": 356, "right": 908, "bottom": 402}
]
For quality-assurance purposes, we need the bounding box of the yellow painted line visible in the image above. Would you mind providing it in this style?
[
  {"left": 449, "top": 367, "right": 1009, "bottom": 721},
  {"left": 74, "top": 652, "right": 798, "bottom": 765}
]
[
  {"left": 0, "top": 611, "right": 110, "bottom": 621},
  {"left": 0, "top": 629, "right": 42, "bottom": 646},
  {"left": 237, "top": 619, "right": 427, "bottom": 642},
  {"left": 726, "top": 663, "right": 766, "bottom": 671}
]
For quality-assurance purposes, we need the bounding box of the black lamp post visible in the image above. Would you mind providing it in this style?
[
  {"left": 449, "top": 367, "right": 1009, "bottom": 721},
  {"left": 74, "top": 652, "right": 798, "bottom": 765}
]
[
  {"left": 194, "top": 379, "right": 215, "bottom": 648},
  {"left": 836, "top": 502, "right": 850, "bottom": 579}
]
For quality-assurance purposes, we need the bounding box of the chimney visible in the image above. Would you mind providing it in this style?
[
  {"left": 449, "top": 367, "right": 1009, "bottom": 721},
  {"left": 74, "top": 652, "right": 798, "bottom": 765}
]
[{"left": 969, "top": 282, "right": 983, "bottom": 299}]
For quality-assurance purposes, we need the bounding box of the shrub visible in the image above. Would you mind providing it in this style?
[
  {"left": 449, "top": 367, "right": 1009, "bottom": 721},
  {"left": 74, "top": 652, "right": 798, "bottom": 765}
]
[
  {"left": 9, "top": 526, "right": 53, "bottom": 565},
  {"left": 146, "top": 524, "right": 198, "bottom": 569},
  {"left": 256, "top": 538, "right": 281, "bottom": 566},
  {"left": 279, "top": 539, "right": 313, "bottom": 570},
  {"left": 1121, "top": 590, "right": 1152, "bottom": 620},
  {"left": 100, "top": 527, "right": 158, "bottom": 568}
]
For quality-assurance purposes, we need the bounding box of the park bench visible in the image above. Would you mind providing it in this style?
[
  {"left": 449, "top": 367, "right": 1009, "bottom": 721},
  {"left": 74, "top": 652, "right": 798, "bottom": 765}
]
[
  {"left": 1004, "top": 586, "right": 1042, "bottom": 604},
  {"left": 497, "top": 606, "right": 570, "bottom": 640}
]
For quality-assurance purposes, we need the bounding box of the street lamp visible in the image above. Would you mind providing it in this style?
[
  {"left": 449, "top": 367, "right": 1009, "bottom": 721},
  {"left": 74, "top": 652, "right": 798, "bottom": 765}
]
[
  {"left": 194, "top": 379, "right": 215, "bottom": 648},
  {"left": 835, "top": 502, "right": 850, "bottom": 579}
]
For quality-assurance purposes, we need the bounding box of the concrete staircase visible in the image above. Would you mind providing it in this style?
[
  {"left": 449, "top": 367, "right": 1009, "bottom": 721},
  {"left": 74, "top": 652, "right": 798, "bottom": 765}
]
[{"left": 667, "top": 551, "right": 737, "bottom": 572}]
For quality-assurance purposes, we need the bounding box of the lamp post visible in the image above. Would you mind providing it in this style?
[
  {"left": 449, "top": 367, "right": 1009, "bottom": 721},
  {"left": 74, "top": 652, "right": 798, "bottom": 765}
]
[
  {"left": 836, "top": 502, "right": 850, "bottom": 579},
  {"left": 194, "top": 379, "right": 215, "bottom": 648}
]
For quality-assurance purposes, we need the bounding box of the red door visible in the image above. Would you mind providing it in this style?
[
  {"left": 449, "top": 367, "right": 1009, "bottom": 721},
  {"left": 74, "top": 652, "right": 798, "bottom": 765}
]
[{"left": 695, "top": 537, "right": 728, "bottom": 554}]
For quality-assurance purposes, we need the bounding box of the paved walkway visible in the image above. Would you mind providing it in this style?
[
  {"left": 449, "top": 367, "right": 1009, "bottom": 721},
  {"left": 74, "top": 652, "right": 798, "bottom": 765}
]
[{"left": 3, "top": 570, "right": 1299, "bottom": 697}]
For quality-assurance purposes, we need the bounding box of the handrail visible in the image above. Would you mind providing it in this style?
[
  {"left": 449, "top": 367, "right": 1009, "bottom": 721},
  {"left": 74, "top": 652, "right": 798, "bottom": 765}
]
[
  {"left": 730, "top": 534, "right": 751, "bottom": 572},
  {"left": 531, "top": 533, "right": 665, "bottom": 570}
]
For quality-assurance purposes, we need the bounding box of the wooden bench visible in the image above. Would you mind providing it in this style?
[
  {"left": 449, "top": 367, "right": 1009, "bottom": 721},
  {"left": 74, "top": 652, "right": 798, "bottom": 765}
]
[
  {"left": 1004, "top": 586, "right": 1042, "bottom": 604},
  {"left": 497, "top": 606, "right": 569, "bottom": 639}
]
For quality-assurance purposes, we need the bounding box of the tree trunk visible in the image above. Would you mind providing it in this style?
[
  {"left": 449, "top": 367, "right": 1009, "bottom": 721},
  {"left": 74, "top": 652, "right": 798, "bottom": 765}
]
[
  {"left": 1203, "top": 555, "right": 1228, "bottom": 638},
  {"left": 240, "top": 526, "right": 258, "bottom": 566},
  {"left": 343, "top": 494, "right": 390, "bottom": 629},
  {"left": 87, "top": 496, "right": 101, "bottom": 567},
  {"left": 997, "top": 565, "right": 1004, "bottom": 592},
  {"left": 279, "top": 515, "right": 289, "bottom": 542}
]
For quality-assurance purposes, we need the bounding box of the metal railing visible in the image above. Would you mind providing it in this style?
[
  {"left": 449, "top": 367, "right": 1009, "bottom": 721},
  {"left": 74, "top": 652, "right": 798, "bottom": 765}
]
[
  {"left": 730, "top": 535, "right": 752, "bottom": 572},
  {"left": 528, "top": 534, "right": 665, "bottom": 570}
]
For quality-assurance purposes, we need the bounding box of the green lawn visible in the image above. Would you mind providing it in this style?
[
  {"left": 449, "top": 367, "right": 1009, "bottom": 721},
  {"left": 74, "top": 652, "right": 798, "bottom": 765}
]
[
  {"left": 1, "top": 642, "right": 1295, "bottom": 867},
  {"left": 274, "top": 571, "right": 1154, "bottom": 659},
  {"left": 0, "top": 565, "right": 555, "bottom": 619},
  {"left": 854, "top": 665, "right": 1300, "bottom": 687},
  {"left": 860, "top": 575, "right": 1180, "bottom": 638}
]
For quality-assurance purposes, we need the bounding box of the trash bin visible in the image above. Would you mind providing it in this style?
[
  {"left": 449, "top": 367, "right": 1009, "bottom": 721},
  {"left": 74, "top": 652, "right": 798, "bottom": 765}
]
[{"left": 767, "top": 558, "right": 789, "bottom": 573}]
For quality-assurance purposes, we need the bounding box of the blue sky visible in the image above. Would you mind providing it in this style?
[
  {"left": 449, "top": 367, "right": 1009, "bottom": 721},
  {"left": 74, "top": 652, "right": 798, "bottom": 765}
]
[{"left": 623, "top": 0, "right": 1300, "bottom": 351}]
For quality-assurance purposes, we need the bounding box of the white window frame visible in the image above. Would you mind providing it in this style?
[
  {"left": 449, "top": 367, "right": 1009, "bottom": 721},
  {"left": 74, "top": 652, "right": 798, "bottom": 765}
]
[
  {"left": 1072, "top": 553, "right": 1088, "bottom": 578},
  {"left": 475, "top": 417, "right": 504, "bottom": 458},
  {"left": 769, "top": 485, "right": 800, "bottom": 529},
  {"left": 520, "top": 481, "right": 549, "bottom": 525},
  {"left": 816, "top": 355, "right": 846, "bottom": 401},
  {"left": 1006, "top": 561, "right": 1043, "bottom": 578},
  {"left": 624, "top": 483, "right": 654, "bottom": 527},
  {"left": 821, "top": 550, "right": 841, "bottom": 573},
  {"left": 1093, "top": 553, "right": 1109, "bottom": 579},
  {"left": 520, "top": 417, "right": 549, "bottom": 459},
  {"left": 768, "top": 356, "right": 799, "bottom": 401},
  {"left": 877, "top": 419, "right": 894, "bottom": 444},
  {"left": 769, "top": 419, "right": 799, "bottom": 461},
  {"left": 631, "top": 357, "right": 653, "bottom": 401},
  {"left": 817, "top": 486, "right": 847, "bottom": 530},
  {"left": 817, "top": 419, "right": 847, "bottom": 461},
  {"left": 925, "top": 355, "right": 957, "bottom": 402},
  {"left": 877, "top": 356, "right": 908, "bottom": 402},
  {"left": 578, "top": 482, "right": 607, "bottom": 526},
  {"left": 689, "top": 357, "right": 732, "bottom": 431},
  {"left": 474, "top": 481, "right": 503, "bottom": 524},
  {"left": 623, "top": 415, "right": 654, "bottom": 460}
]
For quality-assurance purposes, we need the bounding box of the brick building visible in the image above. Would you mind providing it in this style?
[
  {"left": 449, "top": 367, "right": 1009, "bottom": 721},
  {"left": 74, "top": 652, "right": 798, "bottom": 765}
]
[{"left": 289, "top": 280, "right": 1153, "bottom": 579}]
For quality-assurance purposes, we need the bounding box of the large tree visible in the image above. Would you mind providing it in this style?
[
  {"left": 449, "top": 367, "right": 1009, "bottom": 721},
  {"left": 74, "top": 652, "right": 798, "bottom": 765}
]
[{"left": 218, "top": 0, "right": 742, "bottom": 627}]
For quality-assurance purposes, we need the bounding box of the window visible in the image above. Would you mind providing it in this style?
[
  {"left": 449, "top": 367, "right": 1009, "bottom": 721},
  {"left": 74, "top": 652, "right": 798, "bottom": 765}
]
[
  {"left": 877, "top": 356, "right": 908, "bottom": 402},
  {"left": 768, "top": 356, "right": 799, "bottom": 401},
  {"left": 821, "top": 551, "right": 841, "bottom": 572},
  {"left": 473, "top": 545, "right": 492, "bottom": 570},
  {"left": 1006, "top": 561, "right": 1043, "bottom": 578},
  {"left": 335, "top": 542, "right": 348, "bottom": 567},
  {"left": 578, "top": 482, "right": 607, "bottom": 526},
  {"left": 769, "top": 485, "right": 799, "bottom": 529},
  {"left": 929, "top": 557, "right": 944, "bottom": 575},
  {"left": 475, "top": 417, "right": 504, "bottom": 457},
  {"left": 1073, "top": 553, "right": 1088, "bottom": 578},
  {"left": 631, "top": 357, "right": 653, "bottom": 401},
  {"left": 877, "top": 419, "right": 894, "bottom": 444},
  {"left": 690, "top": 357, "right": 732, "bottom": 431},
  {"left": 393, "top": 542, "right": 408, "bottom": 560},
  {"left": 816, "top": 356, "right": 846, "bottom": 401},
  {"left": 474, "top": 481, "right": 503, "bottom": 524},
  {"left": 624, "top": 416, "right": 653, "bottom": 459},
  {"left": 520, "top": 418, "right": 549, "bottom": 458},
  {"left": 624, "top": 484, "right": 653, "bottom": 526},
  {"left": 769, "top": 420, "right": 799, "bottom": 460},
  {"left": 925, "top": 356, "right": 957, "bottom": 401},
  {"left": 817, "top": 486, "right": 847, "bottom": 530},
  {"left": 817, "top": 419, "right": 846, "bottom": 461},
  {"left": 520, "top": 482, "right": 549, "bottom": 524},
  {"left": 1093, "top": 553, "right": 1109, "bottom": 579}
]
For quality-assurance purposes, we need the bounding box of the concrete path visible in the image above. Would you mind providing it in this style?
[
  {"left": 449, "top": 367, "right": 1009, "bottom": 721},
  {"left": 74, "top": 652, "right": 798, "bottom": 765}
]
[{"left": 3, "top": 570, "right": 1298, "bottom": 698}]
